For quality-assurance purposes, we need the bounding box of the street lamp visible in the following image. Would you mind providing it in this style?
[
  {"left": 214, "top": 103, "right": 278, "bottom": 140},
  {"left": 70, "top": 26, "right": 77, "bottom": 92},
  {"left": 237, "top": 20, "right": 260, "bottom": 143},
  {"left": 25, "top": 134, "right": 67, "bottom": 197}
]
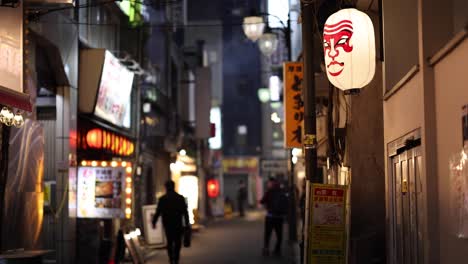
[
  {"left": 242, "top": 16, "right": 265, "bottom": 42},
  {"left": 242, "top": 12, "right": 292, "bottom": 60},
  {"left": 257, "top": 88, "right": 270, "bottom": 103},
  {"left": 258, "top": 28, "right": 279, "bottom": 57}
]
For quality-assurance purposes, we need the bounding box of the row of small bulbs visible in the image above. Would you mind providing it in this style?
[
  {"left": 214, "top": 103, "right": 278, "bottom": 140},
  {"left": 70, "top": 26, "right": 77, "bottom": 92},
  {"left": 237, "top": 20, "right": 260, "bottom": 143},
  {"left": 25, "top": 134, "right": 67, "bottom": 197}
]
[{"left": 0, "top": 107, "right": 25, "bottom": 127}]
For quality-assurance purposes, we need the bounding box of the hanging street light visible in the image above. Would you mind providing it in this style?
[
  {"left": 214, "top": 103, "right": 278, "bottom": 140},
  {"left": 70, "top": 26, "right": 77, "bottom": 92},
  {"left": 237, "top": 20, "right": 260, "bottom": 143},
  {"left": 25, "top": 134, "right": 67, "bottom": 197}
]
[
  {"left": 258, "top": 28, "right": 279, "bottom": 57},
  {"left": 242, "top": 11, "right": 292, "bottom": 60},
  {"left": 242, "top": 16, "right": 265, "bottom": 42}
]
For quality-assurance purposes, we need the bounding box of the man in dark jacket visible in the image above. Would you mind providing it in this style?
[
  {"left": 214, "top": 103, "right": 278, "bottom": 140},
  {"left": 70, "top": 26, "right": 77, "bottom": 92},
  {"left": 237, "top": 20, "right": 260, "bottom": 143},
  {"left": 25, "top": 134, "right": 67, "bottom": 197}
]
[
  {"left": 260, "top": 178, "right": 288, "bottom": 257},
  {"left": 152, "top": 180, "right": 190, "bottom": 264},
  {"left": 237, "top": 180, "right": 247, "bottom": 217}
]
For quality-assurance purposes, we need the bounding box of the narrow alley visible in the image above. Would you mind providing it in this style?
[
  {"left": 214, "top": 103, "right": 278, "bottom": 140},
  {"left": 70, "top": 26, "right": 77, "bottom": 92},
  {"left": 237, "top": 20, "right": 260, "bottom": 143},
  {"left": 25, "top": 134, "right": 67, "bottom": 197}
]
[{"left": 147, "top": 211, "right": 299, "bottom": 264}]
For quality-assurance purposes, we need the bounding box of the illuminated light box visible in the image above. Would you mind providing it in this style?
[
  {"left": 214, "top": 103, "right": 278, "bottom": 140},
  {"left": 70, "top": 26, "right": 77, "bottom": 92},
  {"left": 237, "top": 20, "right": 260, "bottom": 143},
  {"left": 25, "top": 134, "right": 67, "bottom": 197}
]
[
  {"left": 79, "top": 49, "right": 134, "bottom": 128},
  {"left": 178, "top": 175, "right": 198, "bottom": 225},
  {"left": 209, "top": 107, "right": 222, "bottom": 149},
  {"left": 77, "top": 161, "right": 133, "bottom": 219},
  {"left": 323, "top": 8, "right": 376, "bottom": 92},
  {"left": 0, "top": 1, "right": 31, "bottom": 111}
]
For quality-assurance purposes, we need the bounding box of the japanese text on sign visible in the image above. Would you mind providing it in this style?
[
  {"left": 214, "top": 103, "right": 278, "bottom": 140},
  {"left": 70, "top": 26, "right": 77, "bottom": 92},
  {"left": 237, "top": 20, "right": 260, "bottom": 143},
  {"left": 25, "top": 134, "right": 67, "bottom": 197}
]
[
  {"left": 284, "top": 62, "right": 304, "bottom": 148},
  {"left": 309, "top": 184, "right": 347, "bottom": 264}
]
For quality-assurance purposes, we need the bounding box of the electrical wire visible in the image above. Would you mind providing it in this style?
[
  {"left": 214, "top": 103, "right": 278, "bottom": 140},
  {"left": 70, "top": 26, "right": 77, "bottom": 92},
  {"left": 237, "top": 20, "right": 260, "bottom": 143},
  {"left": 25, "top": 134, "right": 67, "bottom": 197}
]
[
  {"left": 32, "top": 16, "right": 301, "bottom": 30},
  {"left": 29, "top": 0, "right": 181, "bottom": 19}
]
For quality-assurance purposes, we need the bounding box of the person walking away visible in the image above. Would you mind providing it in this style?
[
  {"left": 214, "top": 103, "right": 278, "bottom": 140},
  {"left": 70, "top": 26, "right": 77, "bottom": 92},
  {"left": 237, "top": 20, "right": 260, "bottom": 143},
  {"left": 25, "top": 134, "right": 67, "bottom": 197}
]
[
  {"left": 237, "top": 180, "right": 247, "bottom": 217},
  {"left": 152, "top": 180, "right": 190, "bottom": 264},
  {"left": 260, "top": 178, "right": 288, "bottom": 256}
]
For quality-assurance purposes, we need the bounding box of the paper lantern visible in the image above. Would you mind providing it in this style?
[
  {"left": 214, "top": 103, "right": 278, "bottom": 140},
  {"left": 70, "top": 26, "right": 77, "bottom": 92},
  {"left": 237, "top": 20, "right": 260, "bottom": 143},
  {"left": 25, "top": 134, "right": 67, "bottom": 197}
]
[
  {"left": 323, "top": 8, "right": 376, "bottom": 92},
  {"left": 207, "top": 179, "right": 220, "bottom": 198},
  {"left": 86, "top": 128, "right": 103, "bottom": 148}
]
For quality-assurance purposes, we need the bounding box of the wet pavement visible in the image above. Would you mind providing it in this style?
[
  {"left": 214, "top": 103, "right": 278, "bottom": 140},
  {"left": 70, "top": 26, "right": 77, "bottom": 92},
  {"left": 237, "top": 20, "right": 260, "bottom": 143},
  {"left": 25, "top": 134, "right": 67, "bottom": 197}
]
[{"left": 146, "top": 211, "right": 300, "bottom": 264}]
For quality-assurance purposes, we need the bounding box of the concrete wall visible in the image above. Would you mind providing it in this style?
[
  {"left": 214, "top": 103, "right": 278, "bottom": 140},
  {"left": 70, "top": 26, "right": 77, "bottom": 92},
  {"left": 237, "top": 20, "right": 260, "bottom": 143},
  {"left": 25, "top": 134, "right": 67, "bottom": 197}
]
[
  {"left": 433, "top": 37, "right": 468, "bottom": 263},
  {"left": 383, "top": 75, "right": 424, "bottom": 144},
  {"left": 383, "top": 61, "right": 426, "bottom": 264},
  {"left": 382, "top": 0, "right": 467, "bottom": 261},
  {"left": 348, "top": 63, "right": 385, "bottom": 263}
]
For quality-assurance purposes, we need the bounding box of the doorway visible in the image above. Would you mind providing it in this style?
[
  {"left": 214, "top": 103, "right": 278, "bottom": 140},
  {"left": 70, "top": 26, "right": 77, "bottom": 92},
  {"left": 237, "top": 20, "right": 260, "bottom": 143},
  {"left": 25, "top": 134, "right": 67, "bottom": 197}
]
[
  {"left": 223, "top": 173, "right": 248, "bottom": 211},
  {"left": 389, "top": 143, "right": 423, "bottom": 264}
]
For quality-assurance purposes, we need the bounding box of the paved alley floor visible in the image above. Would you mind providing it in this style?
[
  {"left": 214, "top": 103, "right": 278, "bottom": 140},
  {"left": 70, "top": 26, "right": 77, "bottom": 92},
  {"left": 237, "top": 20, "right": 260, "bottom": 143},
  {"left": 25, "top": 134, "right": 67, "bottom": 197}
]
[{"left": 146, "top": 211, "right": 299, "bottom": 264}]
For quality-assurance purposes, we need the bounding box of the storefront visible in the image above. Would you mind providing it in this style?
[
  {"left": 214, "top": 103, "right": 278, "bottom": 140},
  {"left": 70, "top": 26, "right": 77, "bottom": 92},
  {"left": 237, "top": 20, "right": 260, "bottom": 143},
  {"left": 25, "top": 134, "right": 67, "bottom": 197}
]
[
  {"left": 222, "top": 156, "right": 262, "bottom": 209},
  {"left": 74, "top": 48, "right": 137, "bottom": 263}
]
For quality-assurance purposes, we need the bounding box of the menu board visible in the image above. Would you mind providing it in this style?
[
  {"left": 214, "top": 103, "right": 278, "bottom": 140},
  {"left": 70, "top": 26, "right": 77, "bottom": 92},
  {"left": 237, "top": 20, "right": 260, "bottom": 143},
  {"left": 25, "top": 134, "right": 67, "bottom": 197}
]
[
  {"left": 77, "top": 166, "right": 126, "bottom": 218},
  {"left": 309, "top": 184, "right": 347, "bottom": 264},
  {"left": 94, "top": 50, "right": 134, "bottom": 128}
]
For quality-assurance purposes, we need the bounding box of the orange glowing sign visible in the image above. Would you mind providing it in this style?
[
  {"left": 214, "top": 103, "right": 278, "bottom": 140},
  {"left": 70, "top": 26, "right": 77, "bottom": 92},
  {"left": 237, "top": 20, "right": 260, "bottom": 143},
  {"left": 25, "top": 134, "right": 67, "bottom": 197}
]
[
  {"left": 284, "top": 62, "right": 304, "bottom": 148},
  {"left": 82, "top": 128, "right": 134, "bottom": 156}
]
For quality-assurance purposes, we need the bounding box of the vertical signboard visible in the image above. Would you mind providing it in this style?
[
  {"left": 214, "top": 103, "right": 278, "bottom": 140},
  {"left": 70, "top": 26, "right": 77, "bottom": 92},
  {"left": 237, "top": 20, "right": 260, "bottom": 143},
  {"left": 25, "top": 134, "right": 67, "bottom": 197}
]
[
  {"left": 0, "top": 3, "right": 31, "bottom": 111},
  {"left": 0, "top": 4, "right": 23, "bottom": 94},
  {"left": 284, "top": 62, "right": 304, "bottom": 148},
  {"left": 195, "top": 67, "right": 212, "bottom": 139},
  {"left": 309, "top": 184, "right": 347, "bottom": 264}
]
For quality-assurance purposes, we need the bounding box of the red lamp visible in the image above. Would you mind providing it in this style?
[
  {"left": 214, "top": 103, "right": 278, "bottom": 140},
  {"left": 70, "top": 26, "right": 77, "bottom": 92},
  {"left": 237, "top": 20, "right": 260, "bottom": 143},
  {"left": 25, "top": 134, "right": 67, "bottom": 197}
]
[{"left": 207, "top": 179, "right": 220, "bottom": 198}]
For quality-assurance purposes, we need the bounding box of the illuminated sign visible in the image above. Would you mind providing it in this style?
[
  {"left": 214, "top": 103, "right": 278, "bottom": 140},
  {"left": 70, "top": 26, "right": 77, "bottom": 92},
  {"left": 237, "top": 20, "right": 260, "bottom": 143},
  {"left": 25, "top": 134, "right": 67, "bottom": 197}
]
[
  {"left": 0, "top": 2, "right": 31, "bottom": 111},
  {"left": 77, "top": 161, "right": 133, "bottom": 219},
  {"left": 80, "top": 128, "right": 135, "bottom": 157},
  {"left": 207, "top": 179, "right": 220, "bottom": 198},
  {"left": 117, "top": 0, "right": 147, "bottom": 27},
  {"left": 94, "top": 50, "right": 134, "bottom": 128},
  {"left": 209, "top": 107, "right": 222, "bottom": 149},
  {"left": 222, "top": 157, "right": 259, "bottom": 173},
  {"left": 284, "top": 62, "right": 304, "bottom": 148},
  {"left": 178, "top": 175, "right": 198, "bottom": 225}
]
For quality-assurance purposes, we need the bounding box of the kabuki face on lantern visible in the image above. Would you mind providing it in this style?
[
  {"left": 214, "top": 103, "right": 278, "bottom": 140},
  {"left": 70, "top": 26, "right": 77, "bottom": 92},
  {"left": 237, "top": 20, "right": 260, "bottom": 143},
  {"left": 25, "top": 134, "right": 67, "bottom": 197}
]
[
  {"left": 323, "top": 20, "right": 354, "bottom": 77},
  {"left": 323, "top": 9, "right": 376, "bottom": 91}
]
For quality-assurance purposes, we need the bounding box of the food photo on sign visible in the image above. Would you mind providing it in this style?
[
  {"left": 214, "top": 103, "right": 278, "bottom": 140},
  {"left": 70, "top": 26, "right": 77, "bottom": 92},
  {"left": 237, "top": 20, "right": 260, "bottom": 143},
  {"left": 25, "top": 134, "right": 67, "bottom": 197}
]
[{"left": 77, "top": 165, "right": 128, "bottom": 218}]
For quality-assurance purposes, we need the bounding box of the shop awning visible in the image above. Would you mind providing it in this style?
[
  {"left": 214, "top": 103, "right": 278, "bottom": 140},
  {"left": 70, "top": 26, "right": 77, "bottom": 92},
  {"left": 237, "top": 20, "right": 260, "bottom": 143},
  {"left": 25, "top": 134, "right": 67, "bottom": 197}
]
[
  {"left": 0, "top": 86, "right": 31, "bottom": 112},
  {"left": 31, "top": 30, "right": 70, "bottom": 94}
]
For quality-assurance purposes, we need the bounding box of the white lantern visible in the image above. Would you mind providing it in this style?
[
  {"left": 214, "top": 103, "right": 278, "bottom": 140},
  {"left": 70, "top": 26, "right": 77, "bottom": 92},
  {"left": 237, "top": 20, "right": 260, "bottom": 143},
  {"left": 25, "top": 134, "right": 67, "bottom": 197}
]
[
  {"left": 323, "top": 8, "right": 376, "bottom": 92},
  {"left": 242, "top": 16, "right": 265, "bottom": 41},
  {"left": 258, "top": 32, "right": 279, "bottom": 56}
]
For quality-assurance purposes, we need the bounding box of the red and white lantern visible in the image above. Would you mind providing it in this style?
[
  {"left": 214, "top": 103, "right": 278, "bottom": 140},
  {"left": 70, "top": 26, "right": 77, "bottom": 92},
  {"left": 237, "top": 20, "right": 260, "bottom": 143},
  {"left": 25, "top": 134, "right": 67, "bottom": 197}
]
[{"left": 323, "top": 8, "right": 376, "bottom": 92}]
